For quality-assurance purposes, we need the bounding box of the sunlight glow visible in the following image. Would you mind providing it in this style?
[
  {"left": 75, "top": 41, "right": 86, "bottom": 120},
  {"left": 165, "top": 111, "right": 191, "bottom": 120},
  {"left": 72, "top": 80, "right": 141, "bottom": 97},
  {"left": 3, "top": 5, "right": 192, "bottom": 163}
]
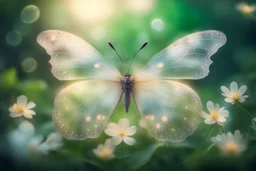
[
  {"left": 126, "top": 0, "right": 156, "bottom": 14},
  {"left": 68, "top": 0, "right": 115, "bottom": 22}
]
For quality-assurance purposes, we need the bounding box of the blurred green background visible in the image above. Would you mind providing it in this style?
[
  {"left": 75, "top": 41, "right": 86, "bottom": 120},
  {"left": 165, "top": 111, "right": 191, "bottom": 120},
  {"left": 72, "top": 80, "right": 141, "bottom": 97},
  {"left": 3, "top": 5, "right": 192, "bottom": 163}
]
[{"left": 1, "top": 0, "right": 256, "bottom": 170}]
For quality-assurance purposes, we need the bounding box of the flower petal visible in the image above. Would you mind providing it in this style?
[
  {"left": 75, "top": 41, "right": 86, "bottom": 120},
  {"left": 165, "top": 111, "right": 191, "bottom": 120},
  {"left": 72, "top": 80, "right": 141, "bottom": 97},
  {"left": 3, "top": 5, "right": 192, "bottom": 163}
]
[
  {"left": 23, "top": 112, "right": 33, "bottom": 119},
  {"left": 126, "top": 126, "right": 136, "bottom": 136},
  {"left": 118, "top": 118, "right": 129, "bottom": 129},
  {"left": 221, "top": 86, "right": 231, "bottom": 96},
  {"left": 9, "top": 112, "right": 22, "bottom": 118},
  {"left": 201, "top": 112, "right": 210, "bottom": 119},
  {"left": 219, "top": 110, "right": 229, "bottom": 117},
  {"left": 9, "top": 106, "right": 16, "bottom": 113},
  {"left": 204, "top": 118, "right": 215, "bottom": 125},
  {"left": 217, "top": 117, "right": 226, "bottom": 122},
  {"left": 206, "top": 101, "right": 215, "bottom": 113},
  {"left": 112, "top": 136, "right": 122, "bottom": 145},
  {"left": 230, "top": 82, "right": 238, "bottom": 92},
  {"left": 26, "top": 110, "right": 36, "bottom": 115},
  {"left": 225, "top": 98, "right": 234, "bottom": 104},
  {"left": 238, "top": 97, "right": 245, "bottom": 103},
  {"left": 238, "top": 85, "right": 247, "bottom": 95},
  {"left": 105, "top": 127, "right": 119, "bottom": 137},
  {"left": 123, "top": 136, "right": 136, "bottom": 145},
  {"left": 26, "top": 101, "right": 36, "bottom": 109},
  {"left": 17, "top": 95, "right": 27, "bottom": 106}
]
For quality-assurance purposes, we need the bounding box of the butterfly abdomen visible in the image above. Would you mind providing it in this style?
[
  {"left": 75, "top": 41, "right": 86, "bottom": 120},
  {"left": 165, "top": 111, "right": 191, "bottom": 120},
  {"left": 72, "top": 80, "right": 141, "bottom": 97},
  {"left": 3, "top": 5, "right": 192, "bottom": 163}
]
[
  {"left": 124, "top": 89, "right": 130, "bottom": 113},
  {"left": 123, "top": 73, "right": 132, "bottom": 113}
]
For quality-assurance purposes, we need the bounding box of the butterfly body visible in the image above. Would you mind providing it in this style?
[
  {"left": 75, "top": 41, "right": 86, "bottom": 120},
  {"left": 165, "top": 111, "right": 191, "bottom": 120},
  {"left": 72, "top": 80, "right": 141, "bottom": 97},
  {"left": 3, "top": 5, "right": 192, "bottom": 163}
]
[
  {"left": 122, "top": 73, "right": 133, "bottom": 113},
  {"left": 37, "top": 30, "right": 226, "bottom": 141}
]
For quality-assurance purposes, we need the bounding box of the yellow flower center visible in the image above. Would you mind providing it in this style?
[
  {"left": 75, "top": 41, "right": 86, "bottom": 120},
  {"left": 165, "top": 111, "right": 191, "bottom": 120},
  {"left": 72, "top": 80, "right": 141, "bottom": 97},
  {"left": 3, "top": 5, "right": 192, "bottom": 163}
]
[
  {"left": 119, "top": 130, "right": 126, "bottom": 137},
  {"left": 231, "top": 92, "right": 240, "bottom": 100},
  {"left": 99, "top": 148, "right": 111, "bottom": 158},
  {"left": 13, "top": 103, "right": 25, "bottom": 113},
  {"left": 210, "top": 112, "right": 219, "bottom": 120},
  {"left": 226, "top": 142, "right": 239, "bottom": 154}
]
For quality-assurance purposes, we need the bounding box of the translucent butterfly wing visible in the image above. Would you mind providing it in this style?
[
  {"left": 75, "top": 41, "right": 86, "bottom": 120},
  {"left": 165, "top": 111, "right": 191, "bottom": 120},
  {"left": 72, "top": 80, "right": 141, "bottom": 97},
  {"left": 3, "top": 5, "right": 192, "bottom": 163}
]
[
  {"left": 132, "top": 80, "right": 201, "bottom": 142},
  {"left": 134, "top": 30, "right": 226, "bottom": 81},
  {"left": 53, "top": 80, "right": 122, "bottom": 140},
  {"left": 37, "top": 30, "right": 121, "bottom": 81}
]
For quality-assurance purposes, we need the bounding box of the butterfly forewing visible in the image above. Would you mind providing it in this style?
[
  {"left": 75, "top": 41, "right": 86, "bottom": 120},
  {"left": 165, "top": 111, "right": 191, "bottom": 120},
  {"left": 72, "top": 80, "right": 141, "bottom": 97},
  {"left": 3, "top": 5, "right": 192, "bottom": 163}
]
[
  {"left": 53, "top": 80, "right": 122, "bottom": 140},
  {"left": 132, "top": 80, "right": 201, "bottom": 142},
  {"left": 37, "top": 30, "right": 121, "bottom": 81},
  {"left": 134, "top": 30, "right": 226, "bottom": 81}
]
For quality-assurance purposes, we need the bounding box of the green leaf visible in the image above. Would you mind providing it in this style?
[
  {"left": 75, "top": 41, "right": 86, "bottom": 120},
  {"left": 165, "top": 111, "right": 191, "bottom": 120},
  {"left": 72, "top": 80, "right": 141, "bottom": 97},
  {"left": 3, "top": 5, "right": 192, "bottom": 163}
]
[
  {"left": 0, "top": 68, "right": 18, "bottom": 92},
  {"left": 123, "top": 143, "right": 163, "bottom": 170}
]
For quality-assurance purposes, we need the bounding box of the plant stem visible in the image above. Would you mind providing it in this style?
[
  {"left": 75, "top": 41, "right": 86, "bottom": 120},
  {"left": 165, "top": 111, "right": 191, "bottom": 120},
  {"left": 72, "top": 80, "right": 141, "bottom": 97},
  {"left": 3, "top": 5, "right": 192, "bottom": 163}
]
[
  {"left": 199, "top": 125, "right": 212, "bottom": 158},
  {"left": 236, "top": 102, "right": 253, "bottom": 118},
  {"left": 219, "top": 125, "right": 225, "bottom": 133},
  {"left": 121, "top": 142, "right": 125, "bottom": 170}
]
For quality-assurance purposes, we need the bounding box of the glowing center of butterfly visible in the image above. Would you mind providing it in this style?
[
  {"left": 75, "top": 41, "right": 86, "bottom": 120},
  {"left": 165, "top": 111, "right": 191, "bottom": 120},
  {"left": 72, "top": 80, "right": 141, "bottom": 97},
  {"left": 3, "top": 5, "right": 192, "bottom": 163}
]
[
  {"left": 241, "top": 5, "right": 254, "bottom": 14},
  {"left": 231, "top": 92, "right": 240, "bottom": 100},
  {"left": 99, "top": 148, "right": 111, "bottom": 158},
  {"left": 13, "top": 103, "right": 25, "bottom": 113},
  {"left": 94, "top": 63, "right": 100, "bottom": 68},
  {"left": 225, "top": 142, "right": 239, "bottom": 154},
  {"left": 119, "top": 130, "right": 126, "bottom": 137},
  {"left": 157, "top": 63, "right": 164, "bottom": 69},
  {"left": 210, "top": 112, "right": 219, "bottom": 120}
]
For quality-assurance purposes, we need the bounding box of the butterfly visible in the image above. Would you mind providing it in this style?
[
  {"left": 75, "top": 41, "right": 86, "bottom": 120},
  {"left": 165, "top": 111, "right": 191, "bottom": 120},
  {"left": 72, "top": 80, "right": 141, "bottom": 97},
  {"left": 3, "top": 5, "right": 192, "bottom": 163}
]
[{"left": 37, "top": 30, "right": 226, "bottom": 142}]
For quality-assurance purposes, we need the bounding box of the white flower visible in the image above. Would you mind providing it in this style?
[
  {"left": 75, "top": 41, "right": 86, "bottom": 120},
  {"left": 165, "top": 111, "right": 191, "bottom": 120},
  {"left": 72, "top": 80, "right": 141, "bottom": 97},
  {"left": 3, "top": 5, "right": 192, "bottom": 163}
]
[
  {"left": 211, "top": 130, "right": 246, "bottom": 156},
  {"left": 201, "top": 101, "right": 229, "bottom": 126},
  {"left": 38, "top": 132, "right": 62, "bottom": 154},
  {"left": 221, "top": 82, "right": 248, "bottom": 104},
  {"left": 9, "top": 95, "right": 36, "bottom": 119},
  {"left": 104, "top": 118, "right": 137, "bottom": 145},
  {"left": 93, "top": 138, "right": 116, "bottom": 160}
]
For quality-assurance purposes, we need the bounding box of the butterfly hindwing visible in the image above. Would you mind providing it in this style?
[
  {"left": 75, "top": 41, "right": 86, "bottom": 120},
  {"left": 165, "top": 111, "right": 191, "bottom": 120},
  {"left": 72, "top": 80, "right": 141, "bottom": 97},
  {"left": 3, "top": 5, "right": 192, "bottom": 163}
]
[
  {"left": 37, "top": 30, "right": 121, "bottom": 81},
  {"left": 53, "top": 80, "right": 122, "bottom": 140},
  {"left": 132, "top": 80, "right": 202, "bottom": 142},
  {"left": 134, "top": 30, "right": 226, "bottom": 81}
]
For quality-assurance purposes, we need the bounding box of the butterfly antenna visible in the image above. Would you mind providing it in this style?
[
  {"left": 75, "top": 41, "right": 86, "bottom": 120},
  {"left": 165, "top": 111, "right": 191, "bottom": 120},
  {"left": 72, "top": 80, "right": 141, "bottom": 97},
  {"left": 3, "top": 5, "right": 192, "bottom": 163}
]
[
  {"left": 127, "top": 41, "right": 148, "bottom": 73},
  {"left": 108, "top": 41, "right": 123, "bottom": 67}
]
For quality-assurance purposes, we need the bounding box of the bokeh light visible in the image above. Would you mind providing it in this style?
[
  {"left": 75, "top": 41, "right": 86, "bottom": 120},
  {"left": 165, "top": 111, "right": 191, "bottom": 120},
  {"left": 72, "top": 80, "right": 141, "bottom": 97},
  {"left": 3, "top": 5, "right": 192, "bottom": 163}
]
[
  {"left": 236, "top": 2, "right": 255, "bottom": 15},
  {"left": 151, "top": 18, "right": 164, "bottom": 32},
  {"left": 5, "top": 31, "right": 23, "bottom": 46},
  {"left": 125, "top": 0, "right": 156, "bottom": 14},
  {"left": 21, "top": 57, "right": 38, "bottom": 73},
  {"left": 68, "top": 0, "right": 115, "bottom": 22},
  {"left": 20, "top": 5, "right": 40, "bottom": 24}
]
